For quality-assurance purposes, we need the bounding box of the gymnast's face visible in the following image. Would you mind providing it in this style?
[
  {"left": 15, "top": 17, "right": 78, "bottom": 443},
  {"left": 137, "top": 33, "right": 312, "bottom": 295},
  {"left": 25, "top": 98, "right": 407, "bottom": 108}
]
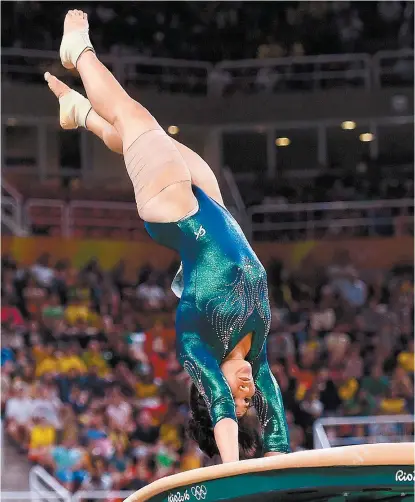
[{"left": 221, "top": 359, "right": 255, "bottom": 418}]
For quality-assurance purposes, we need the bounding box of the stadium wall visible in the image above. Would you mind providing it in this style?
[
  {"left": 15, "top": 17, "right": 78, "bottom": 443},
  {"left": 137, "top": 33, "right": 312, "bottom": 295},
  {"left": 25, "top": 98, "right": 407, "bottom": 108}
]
[{"left": 2, "top": 235, "right": 413, "bottom": 275}]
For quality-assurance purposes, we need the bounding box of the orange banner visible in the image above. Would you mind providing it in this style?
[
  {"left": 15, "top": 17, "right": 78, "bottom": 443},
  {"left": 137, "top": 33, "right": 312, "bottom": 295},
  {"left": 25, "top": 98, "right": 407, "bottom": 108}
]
[{"left": 1, "top": 236, "right": 413, "bottom": 274}]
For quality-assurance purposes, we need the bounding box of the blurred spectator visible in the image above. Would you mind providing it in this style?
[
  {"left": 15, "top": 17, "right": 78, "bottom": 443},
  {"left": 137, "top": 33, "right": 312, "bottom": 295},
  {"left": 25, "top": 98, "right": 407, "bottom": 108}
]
[
  {"left": 5, "top": 383, "right": 33, "bottom": 451},
  {"left": 29, "top": 416, "right": 56, "bottom": 463},
  {"left": 137, "top": 273, "right": 166, "bottom": 311},
  {"left": 31, "top": 253, "right": 55, "bottom": 287},
  {"left": 49, "top": 437, "right": 88, "bottom": 491}
]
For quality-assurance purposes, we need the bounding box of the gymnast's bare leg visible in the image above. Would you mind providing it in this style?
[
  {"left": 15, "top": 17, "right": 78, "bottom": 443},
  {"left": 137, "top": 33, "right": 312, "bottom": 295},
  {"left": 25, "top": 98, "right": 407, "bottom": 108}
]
[
  {"left": 44, "top": 73, "right": 224, "bottom": 207},
  {"left": 58, "top": 9, "right": 198, "bottom": 223}
]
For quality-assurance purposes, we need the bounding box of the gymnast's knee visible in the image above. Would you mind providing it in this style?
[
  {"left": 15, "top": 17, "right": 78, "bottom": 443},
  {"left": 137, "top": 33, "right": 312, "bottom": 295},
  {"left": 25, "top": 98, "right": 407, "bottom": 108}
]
[{"left": 112, "top": 99, "right": 159, "bottom": 147}]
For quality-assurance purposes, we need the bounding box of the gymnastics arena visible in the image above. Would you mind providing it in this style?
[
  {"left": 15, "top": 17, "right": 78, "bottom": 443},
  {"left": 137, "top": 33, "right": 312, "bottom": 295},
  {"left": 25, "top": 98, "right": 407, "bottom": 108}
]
[{"left": 1, "top": 2, "right": 414, "bottom": 501}]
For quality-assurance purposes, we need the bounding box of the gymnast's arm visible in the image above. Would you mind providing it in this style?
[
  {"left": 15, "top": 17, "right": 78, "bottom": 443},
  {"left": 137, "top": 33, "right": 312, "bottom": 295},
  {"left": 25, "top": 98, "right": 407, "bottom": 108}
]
[
  {"left": 85, "top": 110, "right": 225, "bottom": 206},
  {"left": 177, "top": 330, "right": 239, "bottom": 463},
  {"left": 252, "top": 344, "right": 291, "bottom": 456}
]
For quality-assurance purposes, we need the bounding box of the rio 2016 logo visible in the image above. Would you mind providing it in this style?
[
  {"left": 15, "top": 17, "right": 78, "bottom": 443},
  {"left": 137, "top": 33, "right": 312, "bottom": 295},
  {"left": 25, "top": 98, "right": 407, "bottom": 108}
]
[
  {"left": 395, "top": 470, "right": 415, "bottom": 482},
  {"left": 167, "top": 485, "right": 207, "bottom": 502},
  {"left": 167, "top": 490, "right": 190, "bottom": 502}
]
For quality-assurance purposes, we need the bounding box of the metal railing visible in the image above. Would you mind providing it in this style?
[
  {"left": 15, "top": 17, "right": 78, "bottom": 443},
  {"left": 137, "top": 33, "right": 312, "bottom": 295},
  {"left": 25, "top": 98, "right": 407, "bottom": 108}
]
[
  {"left": 214, "top": 53, "right": 372, "bottom": 94},
  {"left": 19, "top": 197, "right": 414, "bottom": 241},
  {"left": 68, "top": 200, "right": 142, "bottom": 237},
  {"left": 249, "top": 198, "right": 414, "bottom": 241},
  {"left": 2, "top": 48, "right": 413, "bottom": 95},
  {"left": 1, "top": 179, "right": 25, "bottom": 235},
  {"left": 1, "top": 492, "right": 66, "bottom": 501},
  {"left": 222, "top": 166, "right": 249, "bottom": 232},
  {"left": 373, "top": 49, "right": 415, "bottom": 87},
  {"left": 313, "top": 415, "right": 415, "bottom": 449},
  {"left": 25, "top": 199, "right": 70, "bottom": 237},
  {"left": 29, "top": 466, "right": 72, "bottom": 502},
  {"left": 73, "top": 491, "right": 134, "bottom": 501}
]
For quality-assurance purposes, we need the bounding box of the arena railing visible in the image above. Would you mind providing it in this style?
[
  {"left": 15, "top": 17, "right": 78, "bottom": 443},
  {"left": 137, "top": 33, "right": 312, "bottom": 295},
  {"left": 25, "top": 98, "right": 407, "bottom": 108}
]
[
  {"left": 1, "top": 179, "right": 25, "bottom": 235},
  {"left": 29, "top": 465, "right": 72, "bottom": 502},
  {"left": 222, "top": 166, "right": 250, "bottom": 232},
  {"left": 2, "top": 48, "right": 413, "bottom": 94},
  {"left": 20, "top": 197, "right": 414, "bottom": 241},
  {"left": 248, "top": 198, "right": 414, "bottom": 241},
  {"left": 72, "top": 490, "right": 134, "bottom": 501},
  {"left": 0, "top": 492, "right": 66, "bottom": 501},
  {"left": 313, "top": 415, "right": 415, "bottom": 449},
  {"left": 373, "top": 49, "right": 415, "bottom": 87},
  {"left": 24, "top": 199, "right": 70, "bottom": 237},
  {"left": 214, "top": 52, "right": 373, "bottom": 93}
]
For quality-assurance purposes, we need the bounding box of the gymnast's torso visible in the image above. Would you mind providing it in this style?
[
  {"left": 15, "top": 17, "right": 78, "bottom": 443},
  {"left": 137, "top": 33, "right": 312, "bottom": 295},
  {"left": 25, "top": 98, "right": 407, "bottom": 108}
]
[{"left": 145, "top": 186, "right": 290, "bottom": 453}]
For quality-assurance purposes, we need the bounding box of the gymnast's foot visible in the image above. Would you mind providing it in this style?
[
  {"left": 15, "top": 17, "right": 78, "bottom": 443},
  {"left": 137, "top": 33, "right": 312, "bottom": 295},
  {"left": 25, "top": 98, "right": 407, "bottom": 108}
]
[
  {"left": 44, "top": 72, "right": 92, "bottom": 129},
  {"left": 60, "top": 9, "right": 95, "bottom": 70}
]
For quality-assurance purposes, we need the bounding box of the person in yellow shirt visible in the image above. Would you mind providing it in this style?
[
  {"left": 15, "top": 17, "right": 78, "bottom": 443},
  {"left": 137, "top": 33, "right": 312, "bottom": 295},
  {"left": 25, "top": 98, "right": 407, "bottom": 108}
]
[
  {"left": 338, "top": 377, "right": 359, "bottom": 402},
  {"left": 398, "top": 340, "right": 414, "bottom": 373},
  {"left": 35, "top": 348, "right": 58, "bottom": 378},
  {"left": 135, "top": 371, "right": 159, "bottom": 399},
  {"left": 379, "top": 388, "right": 407, "bottom": 415},
  {"left": 180, "top": 444, "right": 202, "bottom": 471},
  {"left": 82, "top": 340, "right": 109, "bottom": 377},
  {"left": 159, "top": 423, "right": 182, "bottom": 451},
  {"left": 32, "top": 340, "right": 51, "bottom": 366},
  {"left": 29, "top": 417, "right": 56, "bottom": 463},
  {"left": 57, "top": 346, "right": 87, "bottom": 374},
  {"left": 65, "top": 297, "right": 90, "bottom": 325}
]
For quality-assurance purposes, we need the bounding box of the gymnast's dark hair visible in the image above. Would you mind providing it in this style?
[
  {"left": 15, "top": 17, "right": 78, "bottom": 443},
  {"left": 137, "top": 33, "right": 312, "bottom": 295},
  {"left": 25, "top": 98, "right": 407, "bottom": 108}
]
[{"left": 187, "top": 383, "right": 263, "bottom": 459}]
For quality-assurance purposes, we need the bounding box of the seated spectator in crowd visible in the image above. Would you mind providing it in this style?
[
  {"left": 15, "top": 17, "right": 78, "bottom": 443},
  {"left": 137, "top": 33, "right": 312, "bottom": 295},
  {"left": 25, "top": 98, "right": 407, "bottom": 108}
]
[
  {"left": 42, "top": 293, "right": 65, "bottom": 329},
  {"left": 35, "top": 344, "right": 58, "bottom": 378},
  {"left": 137, "top": 273, "right": 166, "bottom": 311},
  {"left": 83, "top": 340, "right": 110, "bottom": 377},
  {"left": 398, "top": 339, "right": 414, "bottom": 373},
  {"left": 130, "top": 410, "right": 160, "bottom": 460},
  {"left": 57, "top": 345, "right": 87, "bottom": 375},
  {"left": 31, "top": 253, "right": 55, "bottom": 288},
  {"left": 180, "top": 443, "right": 203, "bottom": 472},
  {"left": 28, "top": 416, "right": 56, "bottom": 463},
  {"left": 1, "top": 294, "right": 25, "bottom": 329},
  {"left": 5, "top": 382, "right": 33, "bottom": 451},
  {"left": 106, "top": 386, "right": 134, "bottom": 432},
  {"left": 361, "top": 364, "right": 390, "bottom": 398},
  {"left": 24, "top": 275, "right": 48, "bottom": 320},
  {"left": 379, "top": 387, "right": 409, "bottom": 415},
  {"left": 109, "top": 441, "right": 133, "bottom": 488},
  {"left": 31, "top": 385, "right": 61, "bottom": 429},
  {"left": 65, "top": 295, "right": 99, "bottom": 329},
  {"left": 49, "top": 437, "right": 88, "bottom": 492}
]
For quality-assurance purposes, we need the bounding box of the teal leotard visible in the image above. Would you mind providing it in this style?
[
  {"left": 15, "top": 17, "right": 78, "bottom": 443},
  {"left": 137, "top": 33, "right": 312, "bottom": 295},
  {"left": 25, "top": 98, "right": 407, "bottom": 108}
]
[{"left": 145, "top": 186, "right": 290, "bottom": 454}]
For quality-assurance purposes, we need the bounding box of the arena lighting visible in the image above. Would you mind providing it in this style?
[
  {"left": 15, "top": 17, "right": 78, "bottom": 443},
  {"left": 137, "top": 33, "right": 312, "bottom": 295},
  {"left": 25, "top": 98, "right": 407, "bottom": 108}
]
[
  {"left": 359, "top": 132, "right": 374, "bottom": 142},
  {"left": 168, "top": 125, "right": 179, "bottom": 135},
  {"left": 275, "top": 137, "right": 291, "bottom": 147},
  {"left": 341, "top": 120, "right": 356, "bottom": 130}
]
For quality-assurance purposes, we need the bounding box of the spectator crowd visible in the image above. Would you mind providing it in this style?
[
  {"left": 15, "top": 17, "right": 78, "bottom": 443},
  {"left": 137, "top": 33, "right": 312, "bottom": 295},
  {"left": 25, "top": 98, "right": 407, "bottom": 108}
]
[
  {"left": 1, "top": 249, "right": 413, "bottom": 494},
  {"left": 2, "top": 2, "right": 413, "bottom": 61}
]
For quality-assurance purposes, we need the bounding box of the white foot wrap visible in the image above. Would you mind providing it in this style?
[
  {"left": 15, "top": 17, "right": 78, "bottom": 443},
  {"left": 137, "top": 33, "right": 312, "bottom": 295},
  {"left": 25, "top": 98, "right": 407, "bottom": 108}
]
[
  {"left": 59, "top": 90, "right": 92, "bottom": 129},
  {"left": 60, "top": 31, "right": 95, "bottom": 69}
]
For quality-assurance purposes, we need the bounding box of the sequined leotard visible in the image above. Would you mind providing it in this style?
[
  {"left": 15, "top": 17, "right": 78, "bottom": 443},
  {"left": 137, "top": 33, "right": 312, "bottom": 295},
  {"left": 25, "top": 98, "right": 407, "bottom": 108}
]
[{"left": 145, "top": 186, "right": 290, "bottom": 454}]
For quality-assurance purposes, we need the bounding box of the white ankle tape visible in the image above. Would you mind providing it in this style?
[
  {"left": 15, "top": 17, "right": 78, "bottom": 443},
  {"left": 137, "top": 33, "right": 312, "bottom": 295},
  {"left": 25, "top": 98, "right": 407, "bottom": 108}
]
[
  {"left": 60, "top": 31, "right": 95, "bottom": 69},
  {"left": 59, "top": 90, "right": 92, "bottom": 129}
]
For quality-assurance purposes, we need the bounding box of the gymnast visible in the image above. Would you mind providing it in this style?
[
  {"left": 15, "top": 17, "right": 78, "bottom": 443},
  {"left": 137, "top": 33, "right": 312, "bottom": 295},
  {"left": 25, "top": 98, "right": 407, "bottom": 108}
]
[{"left": 47, "top": 9, "right": 290, "bottom": 463}]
